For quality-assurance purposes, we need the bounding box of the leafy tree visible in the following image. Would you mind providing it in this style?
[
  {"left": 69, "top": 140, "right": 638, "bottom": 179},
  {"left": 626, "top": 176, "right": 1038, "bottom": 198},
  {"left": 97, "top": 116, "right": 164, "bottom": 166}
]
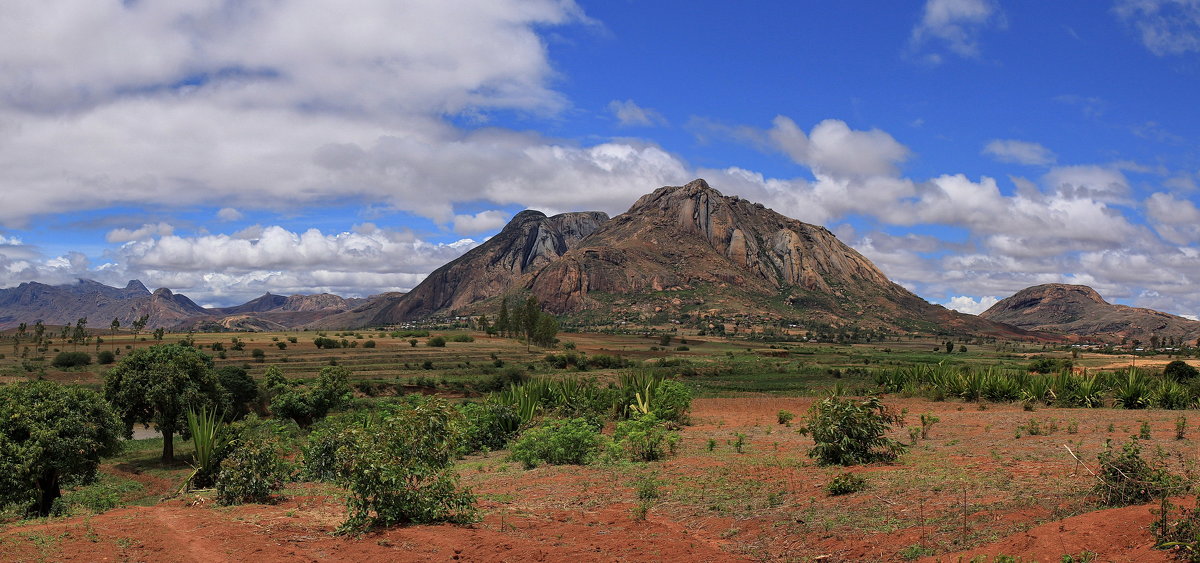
[
  {"left": 477, "top": 314, "right": 489, "bottom": 334},
  {"left": 0, "top": 381, "right": 123, "bottom": 516},
  {"left": 216, "top": 365, "right": 260, "bottom": 420},
  {"left": 1164, "top": 360, "right": 1199, "bottom": 382},
  {"left": 152, "top": 327, "right": 165, "bottom": 342},
  {"left": 104, "top": 344, "right": 227, "bottom": 463},
  {"left": 130, "top": 314, "right": 149, "bottom": 337},
  {"left": 269, "top": 365, "right": 351, "bottom": 428},
  {"left": 496, "top": 299, "right": 509, "bottom": 337}
]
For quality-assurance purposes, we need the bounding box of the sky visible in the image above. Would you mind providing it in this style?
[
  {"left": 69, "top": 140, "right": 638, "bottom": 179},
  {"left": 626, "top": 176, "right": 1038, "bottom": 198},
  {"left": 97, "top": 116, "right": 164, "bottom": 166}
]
[{"left": 1, "top": 1, "right": 1199, "bottom": 317}]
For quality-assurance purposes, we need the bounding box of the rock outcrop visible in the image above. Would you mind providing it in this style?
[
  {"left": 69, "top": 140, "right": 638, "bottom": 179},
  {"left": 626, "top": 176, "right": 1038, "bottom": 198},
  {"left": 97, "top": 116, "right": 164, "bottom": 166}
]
[
  {"left": 311, "top": 210, "right": 609, "bottom": 327},
  {"left": 980, "top": 284, "right": 1200, "bottom": 343}
]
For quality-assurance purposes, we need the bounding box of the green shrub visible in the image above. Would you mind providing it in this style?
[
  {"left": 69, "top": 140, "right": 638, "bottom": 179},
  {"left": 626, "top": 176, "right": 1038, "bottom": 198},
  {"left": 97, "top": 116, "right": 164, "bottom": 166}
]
[
  {"left": 363, "top": 340, "right": 376, "bottom": 348},
  {"left": 316, "top": 397, "right": 476, "bottom": 532},
  {"left": 1093, "top": 438, "right": 1180, "bottom": 506},
  {"left": 613, "top": 414, "right": 679, "bottom": 462},
  {"left": 428, "top": 336, "right": 447, "bottom": 347},
  {"left": 96, "top": 350, "right": 116, "bottom": 365},
  {"left": 51, "top": 351, "right": 91, "bottom": 368},
  {"left": 217, "top": 365, "right": 260, "bottom": 419},
  {"left": 215, "top": 431, "right": 290, "bottom": 505},
  {"left": 777, "top": 410, "right": 795, "bottom": 426},
  {"left": 509, "top": 417, "right": 605, "bottom": 469},
  {"left": 449, "top": 334, "right": 474, "bottom": 343},
  {"left": 799, "top": 396, "right": 905, "bottom": 466},
  {"left": 458, "top": 401, "right": 522, "bottom": 454},
  {"left": 826, "top": 472, "right": 868, "bottom": 496}
]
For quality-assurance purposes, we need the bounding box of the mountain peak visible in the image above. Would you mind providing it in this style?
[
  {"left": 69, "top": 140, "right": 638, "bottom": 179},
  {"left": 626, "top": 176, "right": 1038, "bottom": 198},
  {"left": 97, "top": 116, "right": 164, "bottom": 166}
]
[{"left": 981, "top": 283, "right": 1200, "bottom": 341}]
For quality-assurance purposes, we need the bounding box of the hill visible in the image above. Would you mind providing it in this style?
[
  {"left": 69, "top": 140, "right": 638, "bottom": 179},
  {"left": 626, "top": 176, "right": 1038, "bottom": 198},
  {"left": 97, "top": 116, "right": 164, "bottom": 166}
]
[
  {"left": 979, "top": 283, "right": 1200, "bottom": 344},
  {"left": 311, "top": 209, "right": 608, "bottom": 328}
]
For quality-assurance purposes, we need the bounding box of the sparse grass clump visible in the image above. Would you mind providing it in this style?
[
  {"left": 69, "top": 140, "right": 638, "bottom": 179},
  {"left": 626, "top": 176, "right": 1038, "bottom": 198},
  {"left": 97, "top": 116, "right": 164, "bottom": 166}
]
[{"left": 826, "top": 472, "right": 867, "bottom": 496}]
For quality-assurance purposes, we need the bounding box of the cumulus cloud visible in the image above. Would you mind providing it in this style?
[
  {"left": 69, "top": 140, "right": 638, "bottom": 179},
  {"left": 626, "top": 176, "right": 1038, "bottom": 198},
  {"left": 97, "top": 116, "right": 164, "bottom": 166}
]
[
  {"left": 982, "top": 139, "right": 1057, "bottom": 166},
  {"left": 766, "top": 117, "right": 911, "bottom": 178},
  {"left": 909, "top": 0, "right": 1004, "bottom": 62},
  {"left": 452, "top": 210, "right": 510, "bottom": 234},
  {"left": 608, "top": 99, "right": 667, "bottom": 127},
  {"left": 105, "top": 222, "right": 175, "bottom": 243},
  {"left": 943, "top": 295, "right": 1000, "bottom": 315},
  {"left": 1114, "top": 0, "right": 1200, "bottom": 55}
]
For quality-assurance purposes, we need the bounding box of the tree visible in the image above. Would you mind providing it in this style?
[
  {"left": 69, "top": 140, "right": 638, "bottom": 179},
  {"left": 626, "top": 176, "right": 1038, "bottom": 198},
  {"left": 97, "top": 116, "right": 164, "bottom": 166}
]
[
  {"left": 153, "top": 327, "right": 165, "bottom": 342},
  {"left": 477, "top": 314, "right": 489, "bottom": 334},
  {"left": 71, "top": 317, "right": 88, "bottom": 350},
  {"left": 216, "top": 365, "right": 260, "bottom": 420},
  {"left": 110, "top": 318, "right": 120, "bottom": 350},
  {"left": 269, "top": 365, "right": 351, "bottom": 428},
  {"left": 1164, "top": 360, "right": 1199, "bottom": 382},
  {"left": 104, "top": 344, "right": 227, "bottom": 463},
  {"left": 131, "top": 314, "right": 149, "bottom": 337},
  {"left": 0, "top": 381, "right": 123, "bottom": 516},
  {"left": 496, "top": 299, "right": 509, "bottom": 337}
]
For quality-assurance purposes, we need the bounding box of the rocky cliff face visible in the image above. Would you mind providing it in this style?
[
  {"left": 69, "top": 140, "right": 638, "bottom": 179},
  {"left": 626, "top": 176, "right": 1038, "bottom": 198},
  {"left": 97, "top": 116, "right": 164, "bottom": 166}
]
[
  {"left": 526, "top": 179, "right": 988, "bottom": 332},
  {"left": 980, "top": 284, "right": 1200, "bottom": 342},
  {"left": 311, "top": 210, "right": 609, "bottom": 327}
]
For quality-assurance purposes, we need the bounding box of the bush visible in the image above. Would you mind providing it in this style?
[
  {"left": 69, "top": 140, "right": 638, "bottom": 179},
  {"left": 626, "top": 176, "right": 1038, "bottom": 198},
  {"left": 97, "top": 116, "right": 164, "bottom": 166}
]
[
  {"left": 648, "top": 379, "right": 692, "bottom": 423},
  {"left": 215, "top": 431, "right": 290, "bottom": 505},
  {"left": 777, "top": 410, "right": 795, "bottom": 426},
  {"left": 313, "top": 397, "right": 476, "bottom": 532},
  {"left": 826, "top": 472, "right": 868, "bottom": 496},
  {"left": 1028, "top": 356, "right": 1073, "bottom": 374},
  {"left": 799, "top": 396, "right": 905, "bottom": 466},
  {"left": 458, "top": 402, "right": 522, "bottom": 454},
  {"left": 428, "top": 336, "right": 447, "bottom": 347},
  {"left": 251, "top": 348, "right": 266, "bottom": 362},
  {"left": 363, "top": 340, "right": 376, "bottom": 348},
  {"left": 449, "top": 334, "right": 474, "bottom": 343},
  {"left": 509, "top": 417, "right": 605, "bottom": 469},
  {"left": 96, "top": 350, "right": 116, "bottom": 365},
  {"left": 1093, "top": 437, "right": 1181, "bottom": 506},
  {"left": 613, "top": 414, "right": 678, "bottom": 462},
  {"left": 51, "top": 351, "right": 91, "bottom": 368}
]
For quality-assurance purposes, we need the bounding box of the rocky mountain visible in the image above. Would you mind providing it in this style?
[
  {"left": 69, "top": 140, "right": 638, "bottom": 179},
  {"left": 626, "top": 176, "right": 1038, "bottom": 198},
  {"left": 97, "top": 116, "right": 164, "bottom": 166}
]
[
  {"left": 312, "top": 210, "right": 609, "bottom": 328},
  {"left": 979, "top": 284, "right": 1200, "bottom": 343},
  {"left": 0, "top": 280, "right": 363, "bottom": 331},
  {"left": 0, "top": 280, "right": 203, "bottom": 330},
  {"left": 521, "top": 179, "right": 1031, "bottom": 336}
]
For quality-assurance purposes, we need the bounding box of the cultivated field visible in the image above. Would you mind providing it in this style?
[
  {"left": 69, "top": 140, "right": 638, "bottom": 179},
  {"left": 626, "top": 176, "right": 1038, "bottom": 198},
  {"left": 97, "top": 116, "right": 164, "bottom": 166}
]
[{"left": 1, "top": 328, "right": 1197, "bottom": 562}]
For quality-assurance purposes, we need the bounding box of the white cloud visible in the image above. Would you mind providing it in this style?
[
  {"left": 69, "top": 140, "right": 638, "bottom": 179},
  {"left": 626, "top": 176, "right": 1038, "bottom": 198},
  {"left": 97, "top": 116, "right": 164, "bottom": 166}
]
[
  {"left": 910, "top": 0, "right": 1004, "bottom": 61},
  {"left": 608, "top": 99, "right": 666, "bottom": 127},
  {"left": 452, "top": 210, "right": 510, "bottom": 234},
  {"left": 1114, "top": 0, "right": 1200, "bottom": 55},
  {"left": 105, "top": 222, "right": 175, "bottom": 243},
  {"left": 217, "top": 208, "right": 244, "bottom": 222},
  {"left": 982, "top": 139, "right": 1057, "bottom": 166},
  {"left": 943, "top": 295, "right": 1000, "bottom": 315},
  {"left": 766, "top": 117, "right": 911, "bottom": 178}
]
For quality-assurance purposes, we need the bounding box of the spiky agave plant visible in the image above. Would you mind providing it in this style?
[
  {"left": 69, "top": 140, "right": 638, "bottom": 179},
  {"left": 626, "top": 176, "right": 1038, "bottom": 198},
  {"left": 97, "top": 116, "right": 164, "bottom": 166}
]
[
  {"left": 1154, "top": 379, "right": 1193, "bottom": 410},
  {"left": 185, "top": 406, "right": 226, "bottom": 490},
  {"left": 1113, "top": 368, "right": 1152, "bottom": 409}
]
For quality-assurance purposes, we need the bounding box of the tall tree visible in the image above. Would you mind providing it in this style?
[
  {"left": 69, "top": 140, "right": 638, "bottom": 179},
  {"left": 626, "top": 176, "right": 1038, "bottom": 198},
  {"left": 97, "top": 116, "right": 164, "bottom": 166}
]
[
  {"left": 104, "top": 344, "right": 226, "bottom": 463},
  {"left": 496, "top": 298, "right": 509, "bottom": 337},
  {"left": 0, "top": 381, "right": 123, "bottom": 516}
]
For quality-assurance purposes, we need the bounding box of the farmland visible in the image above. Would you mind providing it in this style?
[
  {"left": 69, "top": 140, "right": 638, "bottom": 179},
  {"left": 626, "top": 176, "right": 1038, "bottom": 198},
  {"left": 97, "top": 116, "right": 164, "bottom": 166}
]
[{"left": 0, "top": 327, "right": 1197, "bottom": 561}]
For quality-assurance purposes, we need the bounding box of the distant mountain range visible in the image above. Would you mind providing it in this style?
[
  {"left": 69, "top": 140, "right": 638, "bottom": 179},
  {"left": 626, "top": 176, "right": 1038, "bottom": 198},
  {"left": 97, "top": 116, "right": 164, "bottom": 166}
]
[
  {"left": 4, "top": 180, "right": 1193, "bottom": 342},
  {"left": 979, "top": 283, "right": 1200, "bottom": 344},
  {"left": 0, "top": 279, "right": 363, "bottom": 331}
]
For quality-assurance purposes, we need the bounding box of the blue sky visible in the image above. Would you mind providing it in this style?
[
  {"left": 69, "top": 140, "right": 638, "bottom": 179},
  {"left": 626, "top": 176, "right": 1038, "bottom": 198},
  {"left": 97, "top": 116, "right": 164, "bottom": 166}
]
[{"left": 1, "top": 1, "right": 1199, "bottom": 317}]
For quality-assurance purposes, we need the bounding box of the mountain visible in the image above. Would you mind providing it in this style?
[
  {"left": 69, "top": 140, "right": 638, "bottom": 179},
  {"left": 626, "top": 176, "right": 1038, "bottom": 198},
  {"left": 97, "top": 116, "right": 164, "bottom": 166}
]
[
  {"left": 522, "top": 179, "right": 1031, "bottom": 336},
  {"left": 312, "top": 209, "right": 609, "bottom": 328},
  {"left": 979, "top": 283, "right": 1200, "bottom": 343},
  {"left": 0, "top": 280, "right": 363, "bottom": 331}
]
